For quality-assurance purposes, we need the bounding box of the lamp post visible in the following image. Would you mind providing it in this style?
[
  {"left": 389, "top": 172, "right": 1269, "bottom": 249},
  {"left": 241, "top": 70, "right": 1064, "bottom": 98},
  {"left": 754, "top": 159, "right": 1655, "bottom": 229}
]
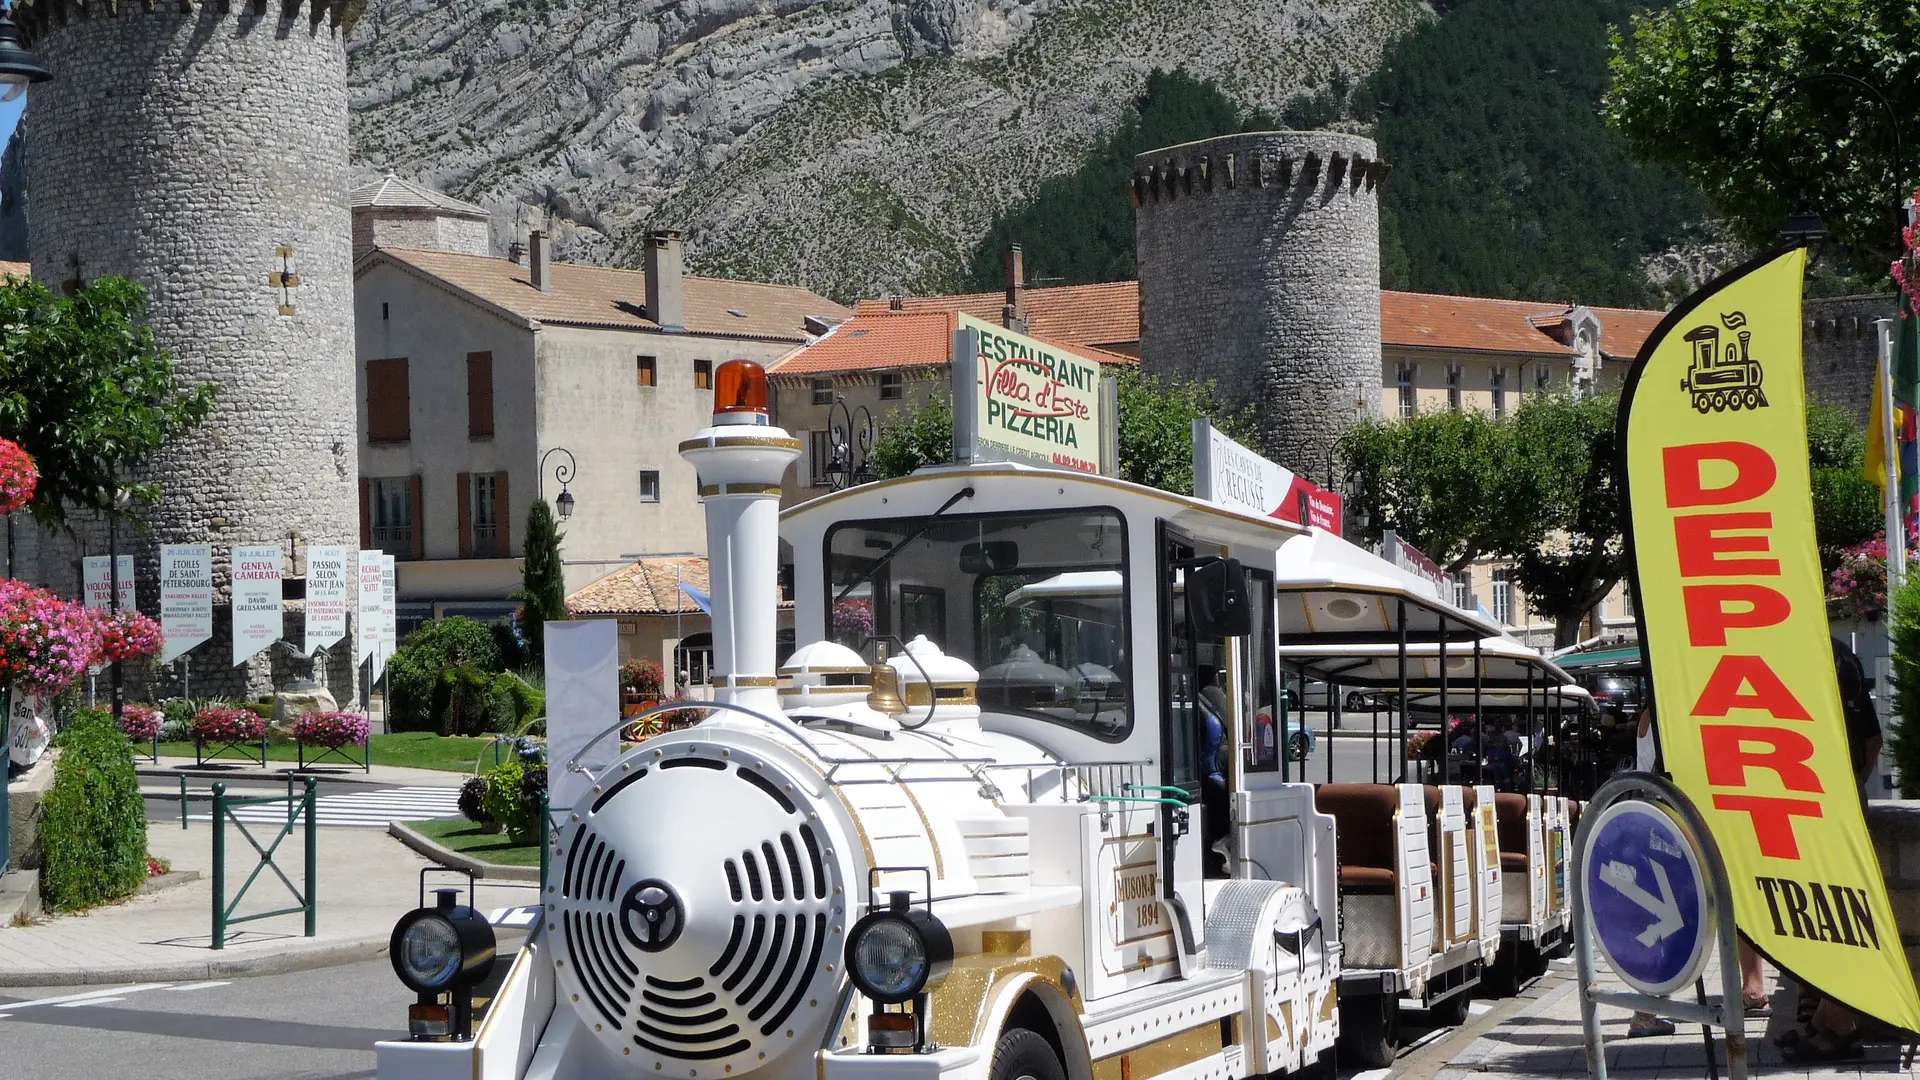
[
  {"left": 0, "top": 7, "right": 52, "bottom": 103},
  {"left": 1757, "top": 71, "right": 1905, "bottom": 250},
  {"left": 107, "top": 489, "right": 130, "bottom": 730},
  {"left": 824, "top": 396, "right": 875, "bottom": 490},
  {"left": 539, "top": 447, "right": 578, "bottom": 520}
]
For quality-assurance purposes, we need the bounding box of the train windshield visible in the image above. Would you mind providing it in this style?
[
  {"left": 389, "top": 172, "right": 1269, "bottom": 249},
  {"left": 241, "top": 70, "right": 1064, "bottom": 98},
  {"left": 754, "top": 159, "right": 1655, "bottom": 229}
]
[{"left": 824, "top": 508, "right": 1132, "bottom": 740}]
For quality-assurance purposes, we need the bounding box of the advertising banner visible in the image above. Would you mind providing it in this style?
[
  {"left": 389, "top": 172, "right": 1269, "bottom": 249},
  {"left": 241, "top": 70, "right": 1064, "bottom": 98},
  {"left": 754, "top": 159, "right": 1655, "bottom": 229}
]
[
  {"left": 545, "top": 619, "right": 621, "bottom": 810},
  {"left": 1620, "top": 243, "right": 1920, "bottom": 1033},
  {"left": 304, "top": 545, "right": 351, "bottom": 655},
  {"left": 952, "top": 312, "right": 1111, "bottom": 475},
  {"left": 1381, "top": 530, "right": 1454, "bottom": 598},
  {"left": 378, "top": 554, "right": 397, "bottom": 682},
  {"left": 81, "top": 555, "right": 135, "bottom": 611},
  {"left": 159, "top": 544, "right": 213, "bottom": 665},
  {"left": 357, "top": 550, "right": 382, "bottom": 667},
  {"left": 230, "top": 545, "right": 283, "bottom": 667},
  {"left": 1191, "top": 419, "right": 1345, "bottom": 532}
]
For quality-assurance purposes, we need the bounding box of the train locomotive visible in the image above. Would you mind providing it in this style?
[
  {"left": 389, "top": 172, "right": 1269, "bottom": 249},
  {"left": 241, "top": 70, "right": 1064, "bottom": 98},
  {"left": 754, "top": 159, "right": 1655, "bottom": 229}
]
[
  {"left": 374, "top": 360, "right": 1575, "bottom": 1080},
  {"left": 1680, "top": 310, "right": 1768, "bottom": 413}
]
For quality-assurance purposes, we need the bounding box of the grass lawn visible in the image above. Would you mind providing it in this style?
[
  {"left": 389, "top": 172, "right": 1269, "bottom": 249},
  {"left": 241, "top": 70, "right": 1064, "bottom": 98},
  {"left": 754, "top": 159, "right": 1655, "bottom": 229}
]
[
  {"left": 154, "top": 732, "right": 503, "bottom": 773},
  {"left": 406, "top": 817, "right": 543, "bottom": 867}
]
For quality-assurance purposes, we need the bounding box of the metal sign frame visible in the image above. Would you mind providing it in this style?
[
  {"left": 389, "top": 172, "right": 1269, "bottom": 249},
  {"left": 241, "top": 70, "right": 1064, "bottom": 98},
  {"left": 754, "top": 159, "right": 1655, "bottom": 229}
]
[{"left": 1573, "top": 772, "right": 1747, "bottom": 1080}]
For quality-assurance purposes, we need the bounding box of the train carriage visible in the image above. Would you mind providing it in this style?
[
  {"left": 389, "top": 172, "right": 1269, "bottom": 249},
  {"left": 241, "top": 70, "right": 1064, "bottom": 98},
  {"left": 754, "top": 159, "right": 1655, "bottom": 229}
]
[{"left": 373, "top": 361, "right": 1585, "bottom": 1080}]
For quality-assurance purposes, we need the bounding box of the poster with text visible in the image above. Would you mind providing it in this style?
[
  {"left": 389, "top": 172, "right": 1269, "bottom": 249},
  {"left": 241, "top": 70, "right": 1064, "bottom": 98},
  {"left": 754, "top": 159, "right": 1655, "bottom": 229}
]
[
  {"left": 378, "top": 554, "right": 397, "bottom": 682},
  {"left": 303, "top": 545, "right": 351, "bottom": 655},
  {"left": 1191, "top": 419, "right": 1344, "bottom": 532},
  {"left": 81, "top": 555, "right": 135, "bottom": 611},
  {"left": 230, "top": 545, "right": 283, "bottom": 667},
  {"left": 357, "top": 550, "right": 382, "bottom": 666},
  {"left": 953, "top": 312, "right": 1109, "bottom": 474},
  {"left": 545, "top": 619, "right": 621, "bottom": 810},
  {"left": 159, "top": 544, "right": 213, "bottom": 664}
]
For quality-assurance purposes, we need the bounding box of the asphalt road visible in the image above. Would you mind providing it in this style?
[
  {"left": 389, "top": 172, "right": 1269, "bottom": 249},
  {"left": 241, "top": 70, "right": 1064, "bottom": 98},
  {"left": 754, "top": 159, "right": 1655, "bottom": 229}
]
[{"left": 0, "top": 961, "right": 410, "bottom": 1080}]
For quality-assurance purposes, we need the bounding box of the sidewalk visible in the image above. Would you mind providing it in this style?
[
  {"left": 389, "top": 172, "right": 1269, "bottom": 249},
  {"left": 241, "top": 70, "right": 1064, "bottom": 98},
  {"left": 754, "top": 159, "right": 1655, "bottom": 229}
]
[
  {"left": 1436, "top": 956, "right": 1916, "bottom": 1079},
  {"left": 137, "top": 755, "right": 467, "bottom": 788},
  {"left": 0, "top": 818, "right": 532, "bottom": 986}
]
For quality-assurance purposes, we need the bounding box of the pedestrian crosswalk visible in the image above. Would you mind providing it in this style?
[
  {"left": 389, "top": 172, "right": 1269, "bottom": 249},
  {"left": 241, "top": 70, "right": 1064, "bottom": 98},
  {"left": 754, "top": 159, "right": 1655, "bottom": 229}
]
[{"left": 190, "top": 785, "right": 462, "bottom": 829}]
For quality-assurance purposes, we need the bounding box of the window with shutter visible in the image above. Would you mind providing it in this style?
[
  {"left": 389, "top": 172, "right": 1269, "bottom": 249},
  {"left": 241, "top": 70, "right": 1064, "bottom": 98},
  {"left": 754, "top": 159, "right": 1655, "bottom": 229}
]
[
  {"left": 693, "top": 359, "right": 713, "bottom": 390},
  {"left": 467, "top": 352, "right": 495, "bottom": 438},
  {"left": 637, "top": 355, "right": 657, "bottom": 388},
  {"left": 366, "top": 358, "right": 411, "bottom": 442}
]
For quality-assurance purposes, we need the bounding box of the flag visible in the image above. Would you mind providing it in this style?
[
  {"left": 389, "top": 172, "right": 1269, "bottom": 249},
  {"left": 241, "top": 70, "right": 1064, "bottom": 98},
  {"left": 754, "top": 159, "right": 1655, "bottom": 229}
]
[
  {"left": 1618, "top": 242, "right": 1920, "bottom": 1036},
  {"left": 1897, "top": 290, "right": 1920, "bottom": 512},
  {"left": 679, "top": 582, "right": 712, "bottom": 614},
  {"left": 1869, "top": 361, "right": 1892, "bottom": 490}
]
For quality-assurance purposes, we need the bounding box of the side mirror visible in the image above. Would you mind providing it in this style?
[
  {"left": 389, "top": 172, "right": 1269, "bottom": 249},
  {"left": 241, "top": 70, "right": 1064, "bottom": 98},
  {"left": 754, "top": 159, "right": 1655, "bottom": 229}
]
[
  {"left": 960, "top": 541, "right": 1019, "bottom": 575},
  {"left": 1188, "top": 557, "right": 1252, "bottom": 638}
]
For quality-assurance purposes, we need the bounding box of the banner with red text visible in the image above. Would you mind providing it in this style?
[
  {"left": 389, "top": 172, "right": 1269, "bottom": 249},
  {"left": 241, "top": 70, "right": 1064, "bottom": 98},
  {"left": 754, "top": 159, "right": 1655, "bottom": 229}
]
[
  {"left": 1620, "top": 243, "right": 1920, "bottom": 1033},
  {"left": 953, "top": 312, "right": 1111, "bottom": 475},
  {"left": 1191, "top": 419, "right": 1344, "bottom": 532}
]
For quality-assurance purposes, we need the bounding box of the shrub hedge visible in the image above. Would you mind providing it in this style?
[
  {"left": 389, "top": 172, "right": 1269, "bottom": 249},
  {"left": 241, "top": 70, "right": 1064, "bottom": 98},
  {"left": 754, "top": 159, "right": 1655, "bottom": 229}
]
[
  {"left": 1889, "top": 573, "right": 1920, "bottom": 798},
  {"left": 40, "top": 709, "right": 148, "bottom": 911}
]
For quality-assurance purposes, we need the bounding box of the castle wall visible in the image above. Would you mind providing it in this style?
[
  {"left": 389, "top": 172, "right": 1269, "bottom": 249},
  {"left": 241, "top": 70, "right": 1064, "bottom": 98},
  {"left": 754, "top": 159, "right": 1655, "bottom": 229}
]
[
  {"left": 21, "top": 1, "right": 359, "bottom": 701},
  {"left": 1135, "top": 131, "right": 1384, "bottom": 473},
  {"left": 1802, "top": 294, "right": 1893, "bottom": 427},
  {"left": 352, "top": 209, "right": 491, "bottom": 261}
]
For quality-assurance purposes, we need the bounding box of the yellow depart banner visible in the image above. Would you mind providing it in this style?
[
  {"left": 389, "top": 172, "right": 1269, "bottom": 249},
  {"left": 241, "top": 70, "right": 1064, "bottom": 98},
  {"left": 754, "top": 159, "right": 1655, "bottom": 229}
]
[{"left": 1621, "top": 244, "right": 1920, "bottom": 1033}]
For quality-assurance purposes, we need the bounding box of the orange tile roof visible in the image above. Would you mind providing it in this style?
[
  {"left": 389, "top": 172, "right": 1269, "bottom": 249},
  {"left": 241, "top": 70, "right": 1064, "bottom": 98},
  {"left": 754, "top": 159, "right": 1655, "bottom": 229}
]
[
  {"left": 769, "top": 311, "right": 1137, "bottom": 378},
  {"left": 0, "top": 262, "right": 28, "bottom": 280},
  {"left": 568, "top": 557, "right": 710, "bottom": 616},
  {"left": 1587, "top": 304, "right": 1666, "bottom": 360},
  {"left": 361, "top": 247, "right": 849, "bottom": 343},
  {"left": 853, "top": 280, "right": 1141, "bottom": 349}
]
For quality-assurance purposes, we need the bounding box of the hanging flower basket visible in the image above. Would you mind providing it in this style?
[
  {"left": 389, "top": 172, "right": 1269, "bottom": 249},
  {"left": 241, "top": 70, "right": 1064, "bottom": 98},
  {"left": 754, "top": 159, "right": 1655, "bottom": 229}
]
[
  {"left": 0, "top": 579, "right": 101, "bottom": 696},
  {"left": 0, "top": 438, "right": 37, "bottom": 516},
  {"left": 97, "top": 609, "right": 164, "bottom": 664}
]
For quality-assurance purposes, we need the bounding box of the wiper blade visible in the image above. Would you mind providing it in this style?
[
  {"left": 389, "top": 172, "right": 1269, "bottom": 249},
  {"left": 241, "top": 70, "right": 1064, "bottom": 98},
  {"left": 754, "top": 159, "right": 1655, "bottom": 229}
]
[{"left": 833, "top": 486, "right": 974, "bottom": 605}]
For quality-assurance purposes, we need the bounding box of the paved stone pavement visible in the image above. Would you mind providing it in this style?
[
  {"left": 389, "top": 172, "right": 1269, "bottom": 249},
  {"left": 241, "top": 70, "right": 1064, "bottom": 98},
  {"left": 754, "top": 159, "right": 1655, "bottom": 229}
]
[
  {"left": 1436, "top": 956, "right": 1917, "bottom": 1080},
  {"left": 0, "top": 818, "right": 535, "bottom": 986},
  {"left": 139, "top": 755, "right": 468, "bottom": 788}
]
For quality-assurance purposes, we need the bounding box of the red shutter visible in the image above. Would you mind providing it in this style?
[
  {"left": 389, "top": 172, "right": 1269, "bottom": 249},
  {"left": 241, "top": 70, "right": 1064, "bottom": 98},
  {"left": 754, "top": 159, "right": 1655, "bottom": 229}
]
[
  {"left": 467, "top": 352, "right": 495, "bottom": 438},
  {"left": 493, "top": 471, "right": 511, "bottom": 557},
  {"left": 457, "top": 471, "right": 472, "bottom": 559},
  {"left": 358, "top": 478, "right": 371, "bottom": 549},
  {"left": 409, "top": 474, "right": 425, "bottom": 560},
  {"left": 367, "top": 358, "right": 412, "bottom": 442}
]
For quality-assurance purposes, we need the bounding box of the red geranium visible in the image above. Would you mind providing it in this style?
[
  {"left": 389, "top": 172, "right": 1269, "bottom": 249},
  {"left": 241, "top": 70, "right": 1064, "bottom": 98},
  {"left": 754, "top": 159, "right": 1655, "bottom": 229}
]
[
  {"left": 0, "top": 438, "right": 36, "bottom": 515},
  {"left": 96, "top": 610, "right": 164, "bottom": 663},
  {"left": 189, "top": 706, "right": 264, "bottom": 744}
]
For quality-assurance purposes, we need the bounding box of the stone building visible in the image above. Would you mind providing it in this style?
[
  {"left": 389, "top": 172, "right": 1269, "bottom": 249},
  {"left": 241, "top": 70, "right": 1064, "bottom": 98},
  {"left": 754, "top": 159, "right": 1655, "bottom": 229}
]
[
  {"left": 15, "top": 0, "right": 360, "bottom": 700},
  {"left": 1802, "top": 294, "right": 1896, "bottom": 425},
  {"left": 353, "top": 193, "right": 847, "bottom": 670},
  {"left": 1134, "top": 131, "right": 1386, "bottom": 471}
]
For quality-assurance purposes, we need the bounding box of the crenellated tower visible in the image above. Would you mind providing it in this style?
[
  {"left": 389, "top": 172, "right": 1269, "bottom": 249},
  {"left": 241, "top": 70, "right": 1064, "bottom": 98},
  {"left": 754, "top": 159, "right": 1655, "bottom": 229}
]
[
  {"left": 15, "top": 0, "right": 359, "bottom": 699},
  {"left": 1134, "top": 131, "right": 1386, "bottom": 474}
]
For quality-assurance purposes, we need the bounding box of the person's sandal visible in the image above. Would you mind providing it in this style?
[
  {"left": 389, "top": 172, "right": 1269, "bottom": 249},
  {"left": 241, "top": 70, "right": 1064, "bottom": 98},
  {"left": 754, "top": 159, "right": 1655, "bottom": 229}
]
[
  {"left": 1628, "top": 1015, "right": 1676, "bottom": 1038},
  {"left": 1743, "top": 993, "right": 1771, "bottom": 1017},
  {"left": 1779, "top": 1025, "right": 1863, "bottom": 1063}
]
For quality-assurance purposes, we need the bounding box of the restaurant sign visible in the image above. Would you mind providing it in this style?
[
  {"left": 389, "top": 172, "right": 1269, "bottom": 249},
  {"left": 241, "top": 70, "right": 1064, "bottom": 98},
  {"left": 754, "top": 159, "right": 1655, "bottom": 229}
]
[{"left": 953, "top": 312, "right": 1115, "bottom": 475}]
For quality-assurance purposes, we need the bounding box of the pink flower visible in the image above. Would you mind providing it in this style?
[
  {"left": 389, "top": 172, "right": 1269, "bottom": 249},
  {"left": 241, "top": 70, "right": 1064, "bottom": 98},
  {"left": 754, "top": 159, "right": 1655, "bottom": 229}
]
[
  {"left": 189, "top": 707, "right": 265, "bottom": 744},
  {"left": 120, "top": 704, "right": 162, "bottom": 742},
  {"left": 95, "top": 610, "right": 163, "bottom": 663},
  {"left": 292, "top": 711, "right": 370, "bottom": 749},
  {"left": 0, "top": 439, "right": 36, "bottom": 515},
  {"left": 0, "top": 580, "right": 101, "bottom": 695}
]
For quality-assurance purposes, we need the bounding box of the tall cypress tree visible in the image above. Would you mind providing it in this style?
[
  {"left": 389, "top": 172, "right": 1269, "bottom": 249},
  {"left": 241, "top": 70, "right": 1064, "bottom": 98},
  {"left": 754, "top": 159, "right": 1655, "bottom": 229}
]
[{"left": 516, "top": 498, "right": 568, "bottom": 664}]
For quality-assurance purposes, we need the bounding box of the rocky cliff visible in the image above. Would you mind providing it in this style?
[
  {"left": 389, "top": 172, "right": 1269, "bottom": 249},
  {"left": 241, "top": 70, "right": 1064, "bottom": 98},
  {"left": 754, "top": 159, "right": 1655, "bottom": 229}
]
[{"left": 347, "top": 0, "right": 1424, "bottom": 301}]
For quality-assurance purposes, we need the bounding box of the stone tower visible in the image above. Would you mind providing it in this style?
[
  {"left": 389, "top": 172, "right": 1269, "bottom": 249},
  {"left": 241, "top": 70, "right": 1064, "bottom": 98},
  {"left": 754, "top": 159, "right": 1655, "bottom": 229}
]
[
  {"left": 17, "top": 0, "right": 359, "bottom": 700},
  {"left": 1134, "top": 131, "right": 1385, "bottom": 473}
]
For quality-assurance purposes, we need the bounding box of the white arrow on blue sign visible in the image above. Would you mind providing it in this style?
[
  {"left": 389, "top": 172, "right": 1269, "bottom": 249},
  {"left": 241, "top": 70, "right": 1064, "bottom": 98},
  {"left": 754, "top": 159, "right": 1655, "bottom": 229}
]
[{"left": 1581, "top": 798, "right": 1714, "bottom": 997}]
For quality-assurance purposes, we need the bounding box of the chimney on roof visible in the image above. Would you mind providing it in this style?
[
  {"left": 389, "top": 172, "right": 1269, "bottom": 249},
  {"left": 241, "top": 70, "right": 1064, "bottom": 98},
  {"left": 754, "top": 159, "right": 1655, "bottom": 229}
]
[
  {"left": 508, "top": 239, "right": 525, "bottom": 266},
  {"left": 1003, "top": 245, "right": 1027, "bottom": 333},
  {"left": 529, "top": 230, "right": 551, "bottom": 293},
  {"left": 644, "top": 230, "right": 686, "bottom": 333},
  {"left": 889, "top": 296, "right": 904, "bottom": 312}
]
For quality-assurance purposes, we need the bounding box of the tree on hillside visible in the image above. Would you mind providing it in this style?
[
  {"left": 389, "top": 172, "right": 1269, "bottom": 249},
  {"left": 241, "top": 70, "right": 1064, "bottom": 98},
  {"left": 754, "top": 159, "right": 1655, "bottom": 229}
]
[
  {"left": 1362, "top": 0, "right": 1714, "bottom": 306},
  {"left": 515, "top": 499, "right": 568, "bottom": 664},
  {"left": 962, "top": 70, "right": 1277, "bottom": 291},
  {"left": 870, "top": 369, "right": 1254, "bottom": 495},
  {"left": 0, "top": 276, "right": 214, "bottom": 526},
  {"left": 1606, "top": 0, "right": 1920, "bottom": 276}
]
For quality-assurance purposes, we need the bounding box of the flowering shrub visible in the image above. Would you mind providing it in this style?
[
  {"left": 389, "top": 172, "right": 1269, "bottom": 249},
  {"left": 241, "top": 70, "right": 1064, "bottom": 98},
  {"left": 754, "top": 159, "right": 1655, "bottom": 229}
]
[
  {"left": 189, "top": 706, "right": 265, "bottom": 745},
  {"left": 0, "top": 579, "right": 101, "bottom": 696},
  {"left": 0, "top": 438, "right": 36, "bottom": 516},
  {"left": 1895, "top": 198, "right": 1920, "bottom": 310},
  {"left": 1407, "top": 730, "right": 1439, "bottom": 761},
  {"left": 120, "top": 704, "right": 162, "bottom": 743},
  {"left": 832, "top": 598, "right": 874, "bottom": 638},
  {"left": 1829, "top": 535, "right": 1890, "bottom": 622},
  {"left": 293, "top": 710, "right": 370, "bottom": 749},
  {"left": 620, "top": 658, "right": 665, "bottom": 699},
  {"left": 459, "top": 776, "right": 492, "bottom": 824},
  {"left": 96, "top": 610, "right": 164, "bottom": 664}
]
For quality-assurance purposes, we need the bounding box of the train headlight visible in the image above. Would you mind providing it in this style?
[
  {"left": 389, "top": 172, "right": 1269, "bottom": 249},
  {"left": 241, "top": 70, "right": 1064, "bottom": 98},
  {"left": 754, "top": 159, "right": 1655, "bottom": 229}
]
[
  {"left": 845, "top": 892, "right": 952, "bottom": 1004},
  {"left": 390, "top": 889, "right": 497, "bottom": 998}
]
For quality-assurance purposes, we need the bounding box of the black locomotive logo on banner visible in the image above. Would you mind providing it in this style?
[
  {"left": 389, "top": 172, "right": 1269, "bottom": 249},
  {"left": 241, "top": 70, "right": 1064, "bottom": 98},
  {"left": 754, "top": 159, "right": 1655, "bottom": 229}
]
[{"left": 1679, "top": 310, "right": 1769, "bottom": 413}]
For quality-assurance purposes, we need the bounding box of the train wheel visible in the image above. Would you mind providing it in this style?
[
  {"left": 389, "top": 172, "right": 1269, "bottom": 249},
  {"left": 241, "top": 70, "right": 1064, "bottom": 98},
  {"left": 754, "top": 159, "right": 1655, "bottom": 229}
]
[
  {"left": 1521, "top": 942, "right": 1550, "bottom": 978},
  {"left": 1428, "top": 989, "right": 1472, "bottom": 1026},
  {"left": 1710, "top": 391, "right": 1728, "bottom": 412},
  {"left": 989, "top": 1028, "right": 1066, "bottom": 1080},
  {"left": 1339, "top": 995, "right": 1400, "bottom": 1069},
  {"left": 1482, "top": 943, "right": 1521, "bottom": 998},
  {"left": 1744, "top": 389, "right": 1761, "bottom": 409}
]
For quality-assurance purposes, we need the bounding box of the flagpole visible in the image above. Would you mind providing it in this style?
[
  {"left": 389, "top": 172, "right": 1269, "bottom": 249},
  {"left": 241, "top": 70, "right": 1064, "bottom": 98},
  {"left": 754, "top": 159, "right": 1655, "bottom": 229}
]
[{"left": 1879, "top": 318, "right": 1907, "bottom": 587}]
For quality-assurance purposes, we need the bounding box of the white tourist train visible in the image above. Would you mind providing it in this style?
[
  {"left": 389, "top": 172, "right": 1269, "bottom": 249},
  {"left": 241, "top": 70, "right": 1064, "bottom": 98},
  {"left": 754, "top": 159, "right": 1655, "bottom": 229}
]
[{"left": 375, "top": 360, "right": 1584, "bottom": 1080}]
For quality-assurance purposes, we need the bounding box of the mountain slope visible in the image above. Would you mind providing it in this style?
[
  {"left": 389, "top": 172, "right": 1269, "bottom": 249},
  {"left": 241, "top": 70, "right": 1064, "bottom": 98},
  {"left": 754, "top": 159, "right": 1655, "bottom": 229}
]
[{"left": 347, "top": 0, "right": 1425, "bottom": 301}]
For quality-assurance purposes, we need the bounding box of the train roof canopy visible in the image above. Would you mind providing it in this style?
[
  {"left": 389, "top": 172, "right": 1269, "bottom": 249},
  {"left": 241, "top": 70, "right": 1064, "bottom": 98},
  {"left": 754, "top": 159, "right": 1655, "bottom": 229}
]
[
  {"left": 1273, "top": 528, "right": 1500, "bottom": 646},
  {"left": 1276, "top": 634, "right": 1570, "bottom": 689}
]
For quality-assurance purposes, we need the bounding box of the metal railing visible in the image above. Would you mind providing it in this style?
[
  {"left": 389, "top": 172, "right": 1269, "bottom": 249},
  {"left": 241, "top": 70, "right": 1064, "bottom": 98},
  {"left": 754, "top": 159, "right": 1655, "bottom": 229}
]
[{"left": 210, "top": 778, "right": 317, "bottom": 949}]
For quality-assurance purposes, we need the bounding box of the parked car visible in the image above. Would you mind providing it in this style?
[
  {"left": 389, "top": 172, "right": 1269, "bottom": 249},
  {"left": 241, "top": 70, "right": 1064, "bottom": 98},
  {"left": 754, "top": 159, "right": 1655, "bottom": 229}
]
[
  {"left": 1281, "top": 679, "right": 1379, "bottom": 714},
  {"left": 1579, "top": 672, "right": 1642, "bottom": 718}
]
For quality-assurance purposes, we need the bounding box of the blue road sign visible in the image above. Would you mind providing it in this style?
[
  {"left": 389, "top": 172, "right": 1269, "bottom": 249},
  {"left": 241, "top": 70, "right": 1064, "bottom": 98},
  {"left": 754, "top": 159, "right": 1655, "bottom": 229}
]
[{"left": 1581, "top": 798, "right": 1712, "bottom": 997}]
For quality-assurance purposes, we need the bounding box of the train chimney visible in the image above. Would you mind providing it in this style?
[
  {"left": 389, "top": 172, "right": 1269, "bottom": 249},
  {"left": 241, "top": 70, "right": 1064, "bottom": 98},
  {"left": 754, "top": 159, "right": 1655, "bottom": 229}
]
[{"left": 677, "top": 359, "right": 800, "bottom": 718}]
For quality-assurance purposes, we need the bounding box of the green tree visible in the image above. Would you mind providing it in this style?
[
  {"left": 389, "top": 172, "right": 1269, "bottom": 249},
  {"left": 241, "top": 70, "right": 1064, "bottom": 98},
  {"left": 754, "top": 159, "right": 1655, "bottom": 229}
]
[
  {"left": 1807, "top": 399, "right": 1882, "bottom": 570},
  {"left": 0, "top": 276, "right": 214, "bottom": 525},
  {"left": 387, "top": 616, "right": 503, "bottom": 734},
  {"left": 1363, "top": 0, "right": 1712, "bottom": 306},
  {"left": 515, "top": 498, "right": 568, "bottom": 664},
  {"left": 962, "top": 70, "right": 1276, "bottom": 290},
  {"left": 1605, "top": 0, "right": 1920, "bottom": 275},
  {"left": 1889, "top": 571, "right": 1920, "bottom": 797},
  {"left": 39, "top": 709, "right": 147, "bottom": 911},
  {"left": 1339, "top": 407, "right": 1533, "bottom": 571},
  {"left": 1503, "top": 393, "right": 1627, "bottom": 647},
  {"left": 869, "top": 369, "right": 1253, "bottom": 495}
]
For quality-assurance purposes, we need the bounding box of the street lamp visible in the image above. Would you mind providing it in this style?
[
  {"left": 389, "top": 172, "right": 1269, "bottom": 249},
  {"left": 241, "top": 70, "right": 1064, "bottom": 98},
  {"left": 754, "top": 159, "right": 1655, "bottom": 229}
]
[
  {"left": 0, "top": 9, "right": 51, "bottom": 104},
  {"left": 539, "top": 447, "right": 577, "bottom": 520},
  {"left": 1757, "top": 71, "right": 1904, "bottom": 248}
]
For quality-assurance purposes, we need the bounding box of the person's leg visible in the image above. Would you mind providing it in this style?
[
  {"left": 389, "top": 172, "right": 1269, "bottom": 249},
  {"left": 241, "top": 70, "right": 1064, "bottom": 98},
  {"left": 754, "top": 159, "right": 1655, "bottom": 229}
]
[{"left": 1739, "top": 938, "right": 1768, "bottom": 1010}]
